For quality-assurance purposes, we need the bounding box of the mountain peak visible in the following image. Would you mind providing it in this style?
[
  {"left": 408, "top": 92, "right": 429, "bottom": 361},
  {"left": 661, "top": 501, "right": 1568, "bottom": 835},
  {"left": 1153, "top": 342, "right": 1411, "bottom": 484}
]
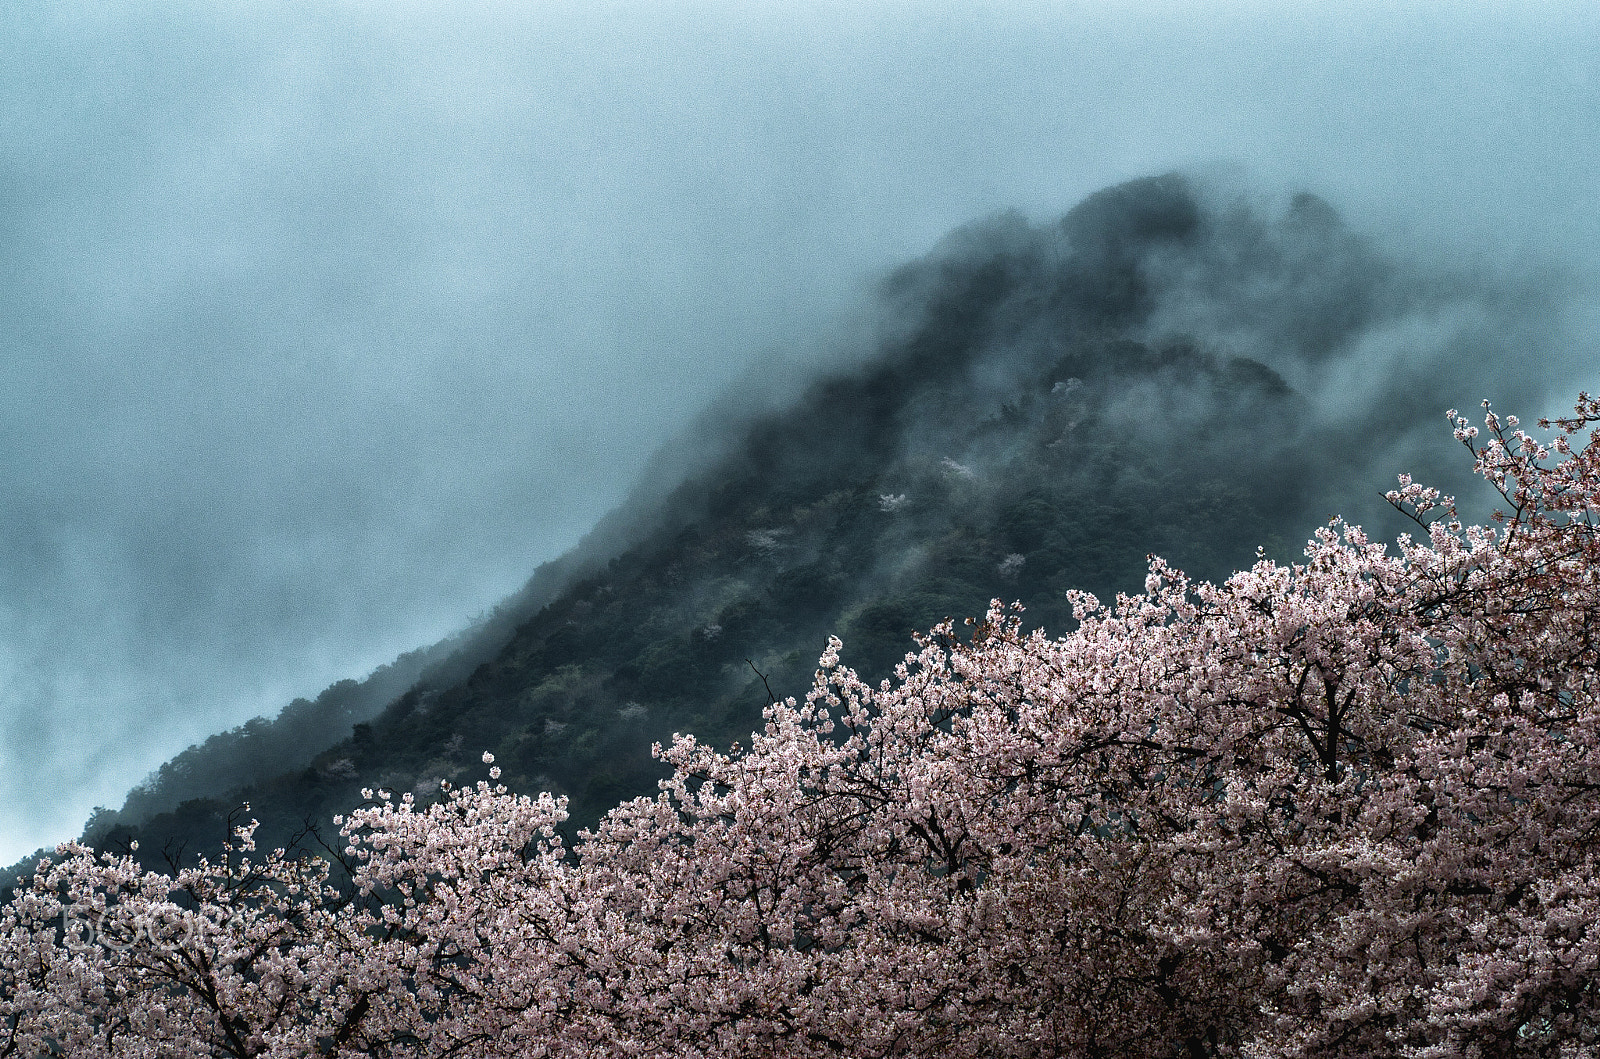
[{"left": 57, "top": 173, "right": 1549, "bottom": 868}]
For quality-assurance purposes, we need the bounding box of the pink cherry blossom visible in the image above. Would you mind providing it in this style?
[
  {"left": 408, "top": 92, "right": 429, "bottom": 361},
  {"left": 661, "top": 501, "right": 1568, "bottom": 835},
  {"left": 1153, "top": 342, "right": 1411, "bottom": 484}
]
[{"left": 0, "top": 392, "right": 1596, "bottom": 1056}]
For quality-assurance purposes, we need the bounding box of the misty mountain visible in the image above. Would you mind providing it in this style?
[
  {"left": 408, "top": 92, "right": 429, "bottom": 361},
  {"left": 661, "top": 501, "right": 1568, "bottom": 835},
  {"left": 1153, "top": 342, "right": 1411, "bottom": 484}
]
[{"left": 52, "top": 173, "right": 1565, "bottom": 867}]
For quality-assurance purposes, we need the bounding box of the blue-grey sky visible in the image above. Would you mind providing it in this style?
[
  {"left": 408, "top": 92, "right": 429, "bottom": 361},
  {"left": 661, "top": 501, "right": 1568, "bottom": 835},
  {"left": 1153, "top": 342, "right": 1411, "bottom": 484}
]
[{"left": 1, "top": 0, "right": 1597, "bottom": 862}]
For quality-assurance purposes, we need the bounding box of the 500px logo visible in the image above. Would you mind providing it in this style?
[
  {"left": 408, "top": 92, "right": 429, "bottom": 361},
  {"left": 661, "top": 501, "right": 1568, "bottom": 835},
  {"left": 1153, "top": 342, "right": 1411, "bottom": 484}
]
[{"left": 59, "top": 905, "right": 223, "bottom": 953}]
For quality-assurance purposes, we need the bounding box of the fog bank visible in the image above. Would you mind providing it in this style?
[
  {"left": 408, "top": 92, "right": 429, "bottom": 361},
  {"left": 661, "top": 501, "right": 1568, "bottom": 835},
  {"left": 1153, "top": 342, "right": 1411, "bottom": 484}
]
[{"left": 0, "top": 0, "right": 1595, "bottom": 861}]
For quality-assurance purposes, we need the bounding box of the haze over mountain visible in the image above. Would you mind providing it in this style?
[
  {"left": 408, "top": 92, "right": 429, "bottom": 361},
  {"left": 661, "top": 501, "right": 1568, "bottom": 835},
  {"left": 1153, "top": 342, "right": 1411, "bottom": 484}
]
[
  {"left": 52, "top": 171, "right": 1590, "bottom": 867},
  {"left": 2, "top": 2, "right": 1598, "bottom": 862}
]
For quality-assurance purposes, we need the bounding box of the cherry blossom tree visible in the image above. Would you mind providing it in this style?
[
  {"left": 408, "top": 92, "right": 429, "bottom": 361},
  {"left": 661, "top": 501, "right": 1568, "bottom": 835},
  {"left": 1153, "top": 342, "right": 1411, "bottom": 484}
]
[{"left": 0, "top": 393, "right": 1596, "bottom": 1057}]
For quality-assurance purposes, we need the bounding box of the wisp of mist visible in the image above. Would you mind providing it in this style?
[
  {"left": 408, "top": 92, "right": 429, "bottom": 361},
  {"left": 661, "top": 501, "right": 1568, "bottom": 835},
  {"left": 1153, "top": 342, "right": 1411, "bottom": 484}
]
[{"left": 0, "top": 0, "right": 1595, "bottom": 862}]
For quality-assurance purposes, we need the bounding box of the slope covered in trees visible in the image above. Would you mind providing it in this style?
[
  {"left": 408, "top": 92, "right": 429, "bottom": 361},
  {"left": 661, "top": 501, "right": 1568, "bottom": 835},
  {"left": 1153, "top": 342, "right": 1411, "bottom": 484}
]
[
  {"left": 64, "top": 174, "right": 1549, "bottom": 864},
  {"left": 5, "top": 391, "right": 1598, "bottom": 1056}
]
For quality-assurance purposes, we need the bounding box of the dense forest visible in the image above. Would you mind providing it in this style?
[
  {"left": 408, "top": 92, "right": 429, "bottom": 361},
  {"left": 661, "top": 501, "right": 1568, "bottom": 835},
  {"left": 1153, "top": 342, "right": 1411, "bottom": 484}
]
[
  {"left": 18, "top": 173, "right": 1541, "bottom": 872},
  {"left": 11, "top": 390, "right": 1596, "bottom": 1054}
]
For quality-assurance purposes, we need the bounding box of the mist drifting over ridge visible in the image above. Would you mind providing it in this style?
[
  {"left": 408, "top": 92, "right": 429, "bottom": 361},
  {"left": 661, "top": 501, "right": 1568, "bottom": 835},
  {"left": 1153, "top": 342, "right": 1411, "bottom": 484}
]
[
  {"left": 1, "top": 2, "right": 1598, "bottom": 862},
  {"left": 69, "top": 169, "right": 1596, "bottom": 863}
]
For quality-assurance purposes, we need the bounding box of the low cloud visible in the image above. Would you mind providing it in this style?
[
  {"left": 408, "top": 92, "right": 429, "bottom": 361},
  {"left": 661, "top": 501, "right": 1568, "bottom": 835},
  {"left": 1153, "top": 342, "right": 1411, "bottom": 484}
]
[{"left": 0, "top": 1, "right": 1596, "bottom": 861}]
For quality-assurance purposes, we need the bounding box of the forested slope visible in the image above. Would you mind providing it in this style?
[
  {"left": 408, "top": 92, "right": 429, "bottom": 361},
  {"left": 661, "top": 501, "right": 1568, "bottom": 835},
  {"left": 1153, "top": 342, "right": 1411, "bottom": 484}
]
[{"left": 65, "top": 173, "right": 1534, "bottom": 862}]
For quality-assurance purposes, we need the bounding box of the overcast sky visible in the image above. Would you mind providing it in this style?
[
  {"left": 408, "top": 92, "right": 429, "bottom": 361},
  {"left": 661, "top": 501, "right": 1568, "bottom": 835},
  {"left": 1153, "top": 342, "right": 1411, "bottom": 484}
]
[{"left": 1, "top": 0, "right": 1596, "bottom": 862}]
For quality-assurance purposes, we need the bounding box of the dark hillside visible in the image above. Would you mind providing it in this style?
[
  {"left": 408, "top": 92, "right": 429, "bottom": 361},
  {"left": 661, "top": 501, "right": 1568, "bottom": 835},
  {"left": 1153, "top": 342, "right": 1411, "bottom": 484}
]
[{"left": 66, "top": 174, "right": 1523, "bottom": 863}]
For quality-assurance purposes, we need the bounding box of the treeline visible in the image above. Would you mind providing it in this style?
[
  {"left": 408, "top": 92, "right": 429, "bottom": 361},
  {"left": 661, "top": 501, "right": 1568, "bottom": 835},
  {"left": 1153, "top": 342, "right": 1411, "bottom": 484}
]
[{"left": 7, "top": 394, "right": 1598, "bottom": 1056}]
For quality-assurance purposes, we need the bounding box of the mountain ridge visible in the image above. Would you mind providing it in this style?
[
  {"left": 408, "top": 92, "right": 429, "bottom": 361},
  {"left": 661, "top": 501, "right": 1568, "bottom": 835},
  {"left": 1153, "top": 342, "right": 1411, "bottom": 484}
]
[{"left": 19, "top": 172, "right": 1555, "bottom": 873}]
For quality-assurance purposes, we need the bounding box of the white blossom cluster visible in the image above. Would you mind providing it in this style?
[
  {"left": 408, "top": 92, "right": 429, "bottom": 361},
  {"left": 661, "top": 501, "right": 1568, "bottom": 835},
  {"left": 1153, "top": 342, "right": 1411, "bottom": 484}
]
[{"left": 1, "top": 393, "right": 1598, "bottom": 1056}]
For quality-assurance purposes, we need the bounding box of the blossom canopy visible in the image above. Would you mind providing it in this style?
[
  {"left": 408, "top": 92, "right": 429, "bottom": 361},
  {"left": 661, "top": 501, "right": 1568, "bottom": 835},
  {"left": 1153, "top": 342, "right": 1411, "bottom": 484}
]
[{"left": 2, "top": 393, "right": 1599, "bottom": 1057}]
